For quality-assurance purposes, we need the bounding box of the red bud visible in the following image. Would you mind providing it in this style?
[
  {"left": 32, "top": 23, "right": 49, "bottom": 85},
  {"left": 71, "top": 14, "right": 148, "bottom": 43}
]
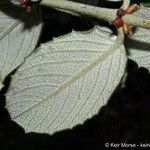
[
  {"left": 19, "top": 0, "right": 30, "bottom": 5},
  {"left": 111, "top": 17, "right": 124, "bottom": 28}
]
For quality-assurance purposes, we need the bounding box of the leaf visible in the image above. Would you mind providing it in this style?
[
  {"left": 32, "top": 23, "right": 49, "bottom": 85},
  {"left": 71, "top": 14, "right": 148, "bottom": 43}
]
[
  {"left": 126, "top": 7, "right": 150, "bottom": 71},
  {"left": 6, "top": 26, "right": 127, "bottom": 134},
  {"left": 0, "top": 0, "right": 43, "bottom": 89}
]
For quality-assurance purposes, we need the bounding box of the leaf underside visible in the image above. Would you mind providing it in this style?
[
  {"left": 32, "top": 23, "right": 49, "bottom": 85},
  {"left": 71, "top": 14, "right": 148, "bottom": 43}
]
[
  {"left": 0, "top": 0, "right": 43, "bottom": 89},
  {"left": 127, "top": 7, "right": 150, "bottom": 71},
  {"left": 6, "top": 26, "right": 127, "bottom": 134}
]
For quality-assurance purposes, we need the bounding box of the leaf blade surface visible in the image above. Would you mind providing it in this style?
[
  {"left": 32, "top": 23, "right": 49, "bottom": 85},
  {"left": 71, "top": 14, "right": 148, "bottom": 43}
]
[
  {"left": 127, "top": 7, "right": 150, "bottom": 70},
  {"left": 0, "top": 0, "right": 43, "bottom": 88},
  {"left": 6, "top": 26, "right": 127, "bottom": 134}
]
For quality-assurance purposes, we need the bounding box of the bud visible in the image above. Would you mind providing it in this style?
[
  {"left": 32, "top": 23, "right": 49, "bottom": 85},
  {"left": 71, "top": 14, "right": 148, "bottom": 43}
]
[
  {"left": 117, "top": 8, "right": 127, "bottom": 17},
  {"left": 19, "top": 0, "right": 30, "bottom": 5},
  {"left": 111, "top": 17, "right": 124, "bottom": 28},
  {"left": 123, "top": 23, "right": 133, "bottom": 37},
  {"left": 126, "top": 4, "right": 140, "bottom": 14}
]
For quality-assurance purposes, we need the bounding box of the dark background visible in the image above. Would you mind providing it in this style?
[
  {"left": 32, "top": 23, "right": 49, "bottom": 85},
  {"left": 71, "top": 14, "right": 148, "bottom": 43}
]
[{"left": 0, "top": 0, "right": 150, "bottom": 149}]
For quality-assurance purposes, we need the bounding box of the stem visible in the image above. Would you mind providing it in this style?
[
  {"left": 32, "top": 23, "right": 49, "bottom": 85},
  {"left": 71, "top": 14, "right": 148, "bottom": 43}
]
[
  {"left": 41, "top": 0, "right": 117, "bottom": 22},
  {"left": 41, "top": 0, "right": 150, "bottom": 29},
  {"left": 122, "top": 0, "right": 130, "bottom": 9},
  {"left": 123, "top": 15, "right": 150, "bottom": 29}
]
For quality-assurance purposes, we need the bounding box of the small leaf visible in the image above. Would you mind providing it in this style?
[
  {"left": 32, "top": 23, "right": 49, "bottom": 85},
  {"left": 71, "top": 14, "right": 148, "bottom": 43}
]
[
  {"left": 0, "top": 0, "right": 42, "bottom": 89},
  {"left": 6, "top": 26, "right": 127, "bottom": 134},
  {"left": 126, "top": 7, "right": 150, "bottom": 70}
]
